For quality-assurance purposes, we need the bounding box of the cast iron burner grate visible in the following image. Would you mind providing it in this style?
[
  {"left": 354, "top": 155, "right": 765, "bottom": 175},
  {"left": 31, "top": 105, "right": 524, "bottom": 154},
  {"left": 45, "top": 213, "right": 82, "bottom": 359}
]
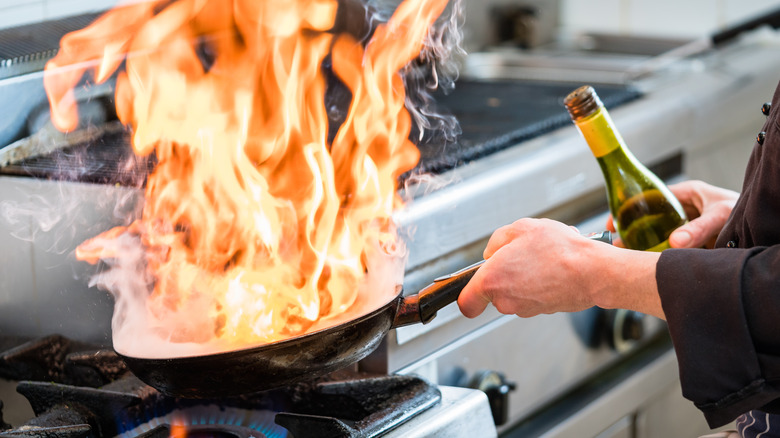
[{"left": 0, "top": 335, "right": 440, "bottom": 438}]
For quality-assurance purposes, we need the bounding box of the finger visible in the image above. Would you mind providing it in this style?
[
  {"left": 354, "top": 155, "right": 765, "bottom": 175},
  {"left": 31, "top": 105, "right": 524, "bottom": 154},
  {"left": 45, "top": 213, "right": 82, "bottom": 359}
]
[
  {"left": 605, "top": 215, "right": 616, "bottom": 232},
  {"left": 483, "top": 223, "right": 521, "bottom": 259},
  {"left": 458, "top": 276, "right": 491, "bottom": 318},
  {"left": 667, "top": 180, "right": 699, "bottom": 203},
  {"left": 667, "top": 181, "right": 704, "bottom": 220}
]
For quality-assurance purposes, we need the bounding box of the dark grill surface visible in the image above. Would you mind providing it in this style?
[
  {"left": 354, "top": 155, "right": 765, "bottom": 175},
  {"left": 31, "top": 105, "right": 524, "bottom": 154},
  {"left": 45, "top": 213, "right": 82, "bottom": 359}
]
[
  {"left": 0, "top": 125, "right": 153, "bottom": 187},
  {"left": 0, "top": 81, "right": 640, "bottom": 185},
  {"left": 413, "top": 80, "right": 642, "bottom": 176},
  {"left": 0, "top": 13, "right": 102, "bottom": 79}
]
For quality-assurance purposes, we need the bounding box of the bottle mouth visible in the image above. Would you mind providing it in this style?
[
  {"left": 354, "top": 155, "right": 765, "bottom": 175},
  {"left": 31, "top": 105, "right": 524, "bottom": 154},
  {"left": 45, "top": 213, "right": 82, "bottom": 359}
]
[{"left": 564, "top": 85, "right": 603, "bottom": 121}]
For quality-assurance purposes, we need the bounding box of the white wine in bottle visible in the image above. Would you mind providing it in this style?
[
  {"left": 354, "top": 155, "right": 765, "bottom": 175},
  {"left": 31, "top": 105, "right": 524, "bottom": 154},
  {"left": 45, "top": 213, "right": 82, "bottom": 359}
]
[{"left": 563, "top": 85, "right": 686, "bottom": 251}]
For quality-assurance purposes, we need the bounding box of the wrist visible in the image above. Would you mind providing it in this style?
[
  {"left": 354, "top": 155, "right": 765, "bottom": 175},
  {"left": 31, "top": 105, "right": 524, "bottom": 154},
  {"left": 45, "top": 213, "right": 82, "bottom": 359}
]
[{"left": 587, "top": 247, "right": 664, "bottom": 319}]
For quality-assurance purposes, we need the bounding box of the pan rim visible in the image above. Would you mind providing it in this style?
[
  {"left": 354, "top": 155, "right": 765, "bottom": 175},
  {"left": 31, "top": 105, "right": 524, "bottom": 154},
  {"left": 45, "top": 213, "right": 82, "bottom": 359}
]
[{"left": 117, "top": 286, "right": 403, "bottom": 363}]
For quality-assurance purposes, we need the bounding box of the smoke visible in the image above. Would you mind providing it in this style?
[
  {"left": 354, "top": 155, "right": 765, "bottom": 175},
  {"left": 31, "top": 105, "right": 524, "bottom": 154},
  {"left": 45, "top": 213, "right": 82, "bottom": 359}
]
[
  {"left": 0, "top": 181, "right": 141, "bottom": 255},
  {"left": 0, "top": 122, "right": 147, "bottom": 255},
  {"left": 370, "top": 0, "right": 466, "bottom": 145},
  {"left": 325, "top": 0, "right": 465, "bottom": 150},
  {"left": 1, "top": 196, "right": 62, "bottom": 243}
]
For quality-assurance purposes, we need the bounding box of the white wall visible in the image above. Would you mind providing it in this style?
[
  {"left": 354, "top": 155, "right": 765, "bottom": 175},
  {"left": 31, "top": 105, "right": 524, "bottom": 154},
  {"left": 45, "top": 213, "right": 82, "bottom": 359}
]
[
  {"left": 4, "top": 0, "right": 780, "bottom": 39},
  {"left": 460, "top": 0, "right": 780, "bottom": 50},
  {"left": 460, "top": 0, "right": 562, "bottom": 51},
  {"left": 0, "top": 0, "right": 118, "bottom": 29},
  {"left": 560, "top": 0, "right": 780, "bottom": 39}
]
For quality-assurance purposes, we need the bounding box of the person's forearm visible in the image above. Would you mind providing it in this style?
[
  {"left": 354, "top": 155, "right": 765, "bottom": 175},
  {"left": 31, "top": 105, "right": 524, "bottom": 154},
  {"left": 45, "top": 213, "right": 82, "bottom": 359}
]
[{"left": 587, "top": 247, "right": 666, "bottom": 320}]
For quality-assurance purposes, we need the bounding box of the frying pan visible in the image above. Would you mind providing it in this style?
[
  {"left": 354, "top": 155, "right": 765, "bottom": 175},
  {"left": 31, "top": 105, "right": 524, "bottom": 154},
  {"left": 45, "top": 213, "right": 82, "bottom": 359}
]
[{"left": 120, "top": 231, "right": 611, "bottom": 398}]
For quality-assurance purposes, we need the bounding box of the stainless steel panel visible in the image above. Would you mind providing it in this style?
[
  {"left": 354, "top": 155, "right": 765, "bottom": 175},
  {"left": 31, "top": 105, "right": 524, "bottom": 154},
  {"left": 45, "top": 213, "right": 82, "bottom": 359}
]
[
  {"left": 535, "top": 348, "right": 678, "bottom": 438},
  {"left": 462, "top": 51, "right": 657, "bottom": 85},
  {"left": 595, "top": 416, "right": 633, "bottom": 438},
  {"left": 396, "top": 306, "right": 667, "bottom": 430},
  {"left": 0, "top": 177, "right": 141, "bottom": 344},
  {"left": 386, "top": 386, "right": 497, "bottom": 437},
  {"left": 635, "top": 379, "right": 734, "bottom": 438}
]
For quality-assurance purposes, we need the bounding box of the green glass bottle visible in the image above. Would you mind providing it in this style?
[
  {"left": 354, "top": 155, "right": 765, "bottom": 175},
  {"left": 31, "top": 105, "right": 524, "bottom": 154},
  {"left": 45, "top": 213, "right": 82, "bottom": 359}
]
[{"left": 563, "top": 85, "right": 686, "bottom": 251}]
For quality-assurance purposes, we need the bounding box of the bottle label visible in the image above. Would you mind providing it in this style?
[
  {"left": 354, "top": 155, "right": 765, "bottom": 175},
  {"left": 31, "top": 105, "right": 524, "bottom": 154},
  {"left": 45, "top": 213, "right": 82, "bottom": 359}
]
[{"left": 576, "top": 107, "right": 624, "bottom": 158}]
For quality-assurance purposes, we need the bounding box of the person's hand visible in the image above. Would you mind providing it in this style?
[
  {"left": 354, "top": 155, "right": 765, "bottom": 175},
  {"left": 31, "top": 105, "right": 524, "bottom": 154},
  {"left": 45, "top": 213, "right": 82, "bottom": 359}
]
[
  {"left": 457, "top": 218, "right": 663, "bottom": 320},
  {"left": 666, "top": 180, "right": 738, "bottom": 248},
  {"left": 606, "top": 180, "right": 738, "bottom": 249}
]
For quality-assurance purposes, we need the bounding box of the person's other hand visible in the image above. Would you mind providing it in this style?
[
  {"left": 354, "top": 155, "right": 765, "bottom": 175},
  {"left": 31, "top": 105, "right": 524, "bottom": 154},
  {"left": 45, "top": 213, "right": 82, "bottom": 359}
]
[
  {"left": 606, "top": 180, "right": 738, "bottom": 249},
  {"left": 665, "top": 180, "right": 738, "bottom": 248}
]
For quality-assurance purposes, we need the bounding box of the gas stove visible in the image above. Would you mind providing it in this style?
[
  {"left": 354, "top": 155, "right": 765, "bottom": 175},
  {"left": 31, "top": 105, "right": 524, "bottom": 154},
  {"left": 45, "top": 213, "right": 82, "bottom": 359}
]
[
  {"left": 5, "top": 6, "right": 780, "bottom": 438},
  {"left": 0, "top": 335, "right": 495, "bottom": 438}
]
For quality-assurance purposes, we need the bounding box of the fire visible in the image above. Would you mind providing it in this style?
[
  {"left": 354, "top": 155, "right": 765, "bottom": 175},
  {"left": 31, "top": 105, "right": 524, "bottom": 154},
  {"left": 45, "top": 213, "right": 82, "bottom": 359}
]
[
  {"left": 169, "top": 424, "right": 187, "bottom": 438},
  {"left": 44, "top": 0, "right": 450, "bottom": 352}
]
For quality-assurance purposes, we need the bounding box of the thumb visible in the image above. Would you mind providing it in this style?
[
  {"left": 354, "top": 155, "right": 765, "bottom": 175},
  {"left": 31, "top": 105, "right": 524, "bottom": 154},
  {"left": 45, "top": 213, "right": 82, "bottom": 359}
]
[
  {"left": 458, "top": 278, "right": 491, "bottom": 319},
  {"left": 669, "top": 217, "right": 718, "bottom": 248}
]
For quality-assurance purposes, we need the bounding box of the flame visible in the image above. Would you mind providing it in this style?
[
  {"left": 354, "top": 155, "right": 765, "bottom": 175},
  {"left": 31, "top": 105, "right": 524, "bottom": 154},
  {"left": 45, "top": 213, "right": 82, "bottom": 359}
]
[
  {"left": 45, "top": 0, "right": 449, "bottom": 350},
  {"left": 169, "top": 424, "right": 187, "bottom": 438}
]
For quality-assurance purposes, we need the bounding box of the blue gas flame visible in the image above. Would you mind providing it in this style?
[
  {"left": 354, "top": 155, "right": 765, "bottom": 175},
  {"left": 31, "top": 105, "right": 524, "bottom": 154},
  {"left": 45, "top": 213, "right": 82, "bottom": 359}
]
[{"left": 117, "top": 404, "right": 288, "bottom": 438}]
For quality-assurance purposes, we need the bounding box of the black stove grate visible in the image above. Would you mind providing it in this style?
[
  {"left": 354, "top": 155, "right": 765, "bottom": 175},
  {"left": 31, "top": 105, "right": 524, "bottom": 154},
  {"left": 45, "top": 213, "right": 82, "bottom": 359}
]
[{"left": 0, "top": 336, "right": 441, "bottom": 438}]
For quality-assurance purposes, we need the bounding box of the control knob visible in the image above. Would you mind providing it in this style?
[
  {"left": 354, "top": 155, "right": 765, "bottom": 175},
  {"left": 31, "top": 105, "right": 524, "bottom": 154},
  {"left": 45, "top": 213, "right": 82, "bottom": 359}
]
[
  {"left": 605, "top": 308, "right": 645, "bottom": 352},
  {"left": 468, "top": 370, "right": 517, "bottom": 426}
]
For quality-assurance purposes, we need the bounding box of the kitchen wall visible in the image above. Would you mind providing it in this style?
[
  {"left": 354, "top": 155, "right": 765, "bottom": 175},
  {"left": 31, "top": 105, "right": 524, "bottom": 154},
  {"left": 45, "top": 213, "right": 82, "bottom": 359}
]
[
  {"left": 6, "top": 0, "right": 780, "bottom": 45},
  {"left": 462, "top": 0, "right": 780, "bottom": 50},
  {"left": 561, "top": 0, "right": 780, "bottom": 40},
  {"left": 0, "top": 0, "right": 117, "bottom": 29},
  {"left": 460, "top": 0, "right": 562, "bottom": 51}
]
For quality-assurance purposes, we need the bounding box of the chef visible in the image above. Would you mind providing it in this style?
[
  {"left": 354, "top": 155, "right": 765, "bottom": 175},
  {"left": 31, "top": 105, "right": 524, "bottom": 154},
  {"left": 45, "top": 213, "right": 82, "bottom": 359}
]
[{"left": 457, "top": 79, "right": 780, "bottom": 437}]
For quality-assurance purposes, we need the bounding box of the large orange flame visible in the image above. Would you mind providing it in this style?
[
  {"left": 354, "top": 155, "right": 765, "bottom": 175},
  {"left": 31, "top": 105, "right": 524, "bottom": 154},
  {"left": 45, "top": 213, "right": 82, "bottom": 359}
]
[{"left": 45, "top": 0, "right": 449, "bottom": 351}]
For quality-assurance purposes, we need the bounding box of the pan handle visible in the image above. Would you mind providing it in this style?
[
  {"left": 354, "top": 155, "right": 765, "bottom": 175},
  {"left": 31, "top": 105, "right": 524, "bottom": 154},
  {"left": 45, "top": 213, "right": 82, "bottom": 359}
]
[
  {"left": 417, "top": 260, "right": 484, "bottom": 323},
  {"left": 391, "top": 231, "right": 612, "bottom": 328},
  {"left": 391, "top": 260, "right": 483, "bottom": 328}
]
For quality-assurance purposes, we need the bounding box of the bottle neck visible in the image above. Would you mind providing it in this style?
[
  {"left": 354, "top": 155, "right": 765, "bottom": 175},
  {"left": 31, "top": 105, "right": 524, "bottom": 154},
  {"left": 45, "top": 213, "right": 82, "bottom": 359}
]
[{"left": 574, "top": 106, "right": 626, "bottom": 158}]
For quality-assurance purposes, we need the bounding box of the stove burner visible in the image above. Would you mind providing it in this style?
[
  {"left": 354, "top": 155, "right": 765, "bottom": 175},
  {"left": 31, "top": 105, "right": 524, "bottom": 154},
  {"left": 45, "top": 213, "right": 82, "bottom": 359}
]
[
  {"left": 0, "top": 336, "right": 441, "bottom": 438},
  {"left": 120, "top": 405, "right": 284, "bottom": 438},
  {"left": 140, "top": 424, "right": 270, "bottom": 438}
]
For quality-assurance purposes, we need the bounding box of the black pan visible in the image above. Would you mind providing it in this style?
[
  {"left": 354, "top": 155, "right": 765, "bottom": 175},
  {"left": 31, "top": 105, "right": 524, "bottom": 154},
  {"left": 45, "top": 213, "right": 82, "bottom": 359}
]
[
  {"left": 119, "top": 260, "right": 480, "bottom": 398},
  {"left": 121, "top": 231, "right": 611, "bottom": 398}
]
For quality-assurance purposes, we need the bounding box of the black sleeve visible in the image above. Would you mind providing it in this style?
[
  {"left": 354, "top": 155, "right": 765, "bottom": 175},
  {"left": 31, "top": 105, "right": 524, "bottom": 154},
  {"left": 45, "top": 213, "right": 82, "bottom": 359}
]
[{"left": 657, "top": 246, "right": 780, "bottom": 428}]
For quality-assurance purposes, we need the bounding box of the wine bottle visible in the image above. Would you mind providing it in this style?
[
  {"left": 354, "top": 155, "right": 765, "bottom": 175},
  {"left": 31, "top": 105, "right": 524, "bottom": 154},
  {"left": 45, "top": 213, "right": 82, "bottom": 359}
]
[{"left": 563, "top": 85, "right": 686, "bottom": 251}]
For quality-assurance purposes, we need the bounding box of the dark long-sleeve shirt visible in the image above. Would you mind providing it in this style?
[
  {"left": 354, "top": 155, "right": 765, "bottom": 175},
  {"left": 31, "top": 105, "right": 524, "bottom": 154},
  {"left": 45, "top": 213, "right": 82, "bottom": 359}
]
[{"left": 657, "top": 79, "right": 780, "bottom": 428}]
